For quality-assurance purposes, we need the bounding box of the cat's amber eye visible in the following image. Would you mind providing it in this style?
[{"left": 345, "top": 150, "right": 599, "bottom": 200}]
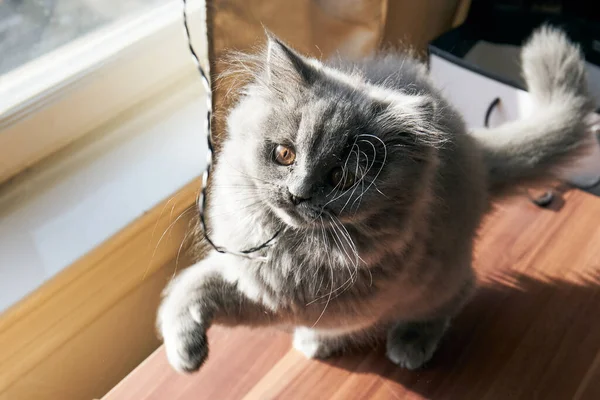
[
  {"left": 274, "top": 145, "right": 296, "bottom": 166},
  {"left": 330, "top": 167, "right": 355, "bottom": 190}
]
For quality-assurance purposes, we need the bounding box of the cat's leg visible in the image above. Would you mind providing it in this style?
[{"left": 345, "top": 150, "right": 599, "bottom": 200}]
[
  {"left": 293, "top": 326, "right": 379, "bottom": 359},
  {"left": 385, "top": 265, "right": 476, "bottom": 369},
  {"left": 293, "top": 327, "right": 342, "bottom": 359},
  {"left": 385, "top": 317, "right": 450, "bottom": 369},
  {"left": 385, "top": 277, "right": 474, "bottom": 369},
  {"left": 294, "top": 318, "right": 450, "bottom": 367},
  {"left": 157, "top": 255, "right": 278, "bottom": 373}
]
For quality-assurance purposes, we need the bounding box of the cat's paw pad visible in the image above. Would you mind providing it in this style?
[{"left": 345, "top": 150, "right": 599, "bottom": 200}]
[{"left": 163, "top": 326, "right": 209, "bottom": 373}]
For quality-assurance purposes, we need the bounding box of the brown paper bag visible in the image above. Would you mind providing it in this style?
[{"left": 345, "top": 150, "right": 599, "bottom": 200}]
[
  {"left": 206, "top": 0, "right": 465, "bottom": 143},
  {"left": 207, "top": 0, "right": 388, "bottom": 143}
]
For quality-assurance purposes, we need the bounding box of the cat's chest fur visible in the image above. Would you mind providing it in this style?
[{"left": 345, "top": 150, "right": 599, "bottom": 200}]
[{"left": 233, "top": 228, "right": 393, "bottom": 310}]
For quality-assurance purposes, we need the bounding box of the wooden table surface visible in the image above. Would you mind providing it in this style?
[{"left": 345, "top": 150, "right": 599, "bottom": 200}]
[{"left": 103, "top": 190, "right": 600, "bottom": 400}]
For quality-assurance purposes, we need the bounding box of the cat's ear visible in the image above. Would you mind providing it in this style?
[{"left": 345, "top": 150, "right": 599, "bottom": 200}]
[{"left": 264, "top": 32, "right": 319, "bottom": 89}]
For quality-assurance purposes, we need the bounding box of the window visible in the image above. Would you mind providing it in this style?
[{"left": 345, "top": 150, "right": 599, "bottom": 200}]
[
  {"left": 0, "top": 0, "right": 208, "bottom": 312},
  {"left": 0, "top": 3, "right": 209, "bottom": 395},
  {"left": 0, "top": 0, "right": 164, "bottom": 75},
  {"left": 0, "top": 0, "right": 208, "bottom": 184}
]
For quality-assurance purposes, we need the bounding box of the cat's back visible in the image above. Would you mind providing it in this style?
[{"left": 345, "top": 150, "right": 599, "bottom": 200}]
[{"left": 327, "top": 52, "right": 432, "bottom": 94}]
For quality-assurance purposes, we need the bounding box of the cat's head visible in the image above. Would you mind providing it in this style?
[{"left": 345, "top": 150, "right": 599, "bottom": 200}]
[{"left": 220, "top": 35, "right": 445, "bottom": 229}]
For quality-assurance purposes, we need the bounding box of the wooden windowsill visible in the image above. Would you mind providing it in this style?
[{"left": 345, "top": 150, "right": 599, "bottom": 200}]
[{"left": 0, "top": 180, "right": 201, "bottom": 400}]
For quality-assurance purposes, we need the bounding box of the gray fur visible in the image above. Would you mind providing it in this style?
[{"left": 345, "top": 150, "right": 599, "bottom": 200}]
[
  {"left": 471, "top": 26, "right": 595, "bottom": 197},
  {"left": 158, "top": 26, "right": 595, "bottom": 373}
]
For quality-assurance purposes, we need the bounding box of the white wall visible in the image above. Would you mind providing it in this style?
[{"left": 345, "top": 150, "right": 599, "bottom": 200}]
[{"left": 0, "top": 82, "right": 208, "bottom": 312}]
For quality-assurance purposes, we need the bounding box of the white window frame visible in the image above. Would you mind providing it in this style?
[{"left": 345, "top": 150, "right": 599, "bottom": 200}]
[{"left": 0, "top": 0, "right": 208, "bottom": 184}]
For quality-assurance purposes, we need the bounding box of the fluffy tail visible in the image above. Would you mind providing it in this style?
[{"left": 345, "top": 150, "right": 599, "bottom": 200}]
[{"left": 470, "top": 26, "right": 596, "bottom": 199}]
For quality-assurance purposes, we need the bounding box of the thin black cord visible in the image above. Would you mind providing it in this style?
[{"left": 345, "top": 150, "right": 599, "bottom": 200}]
[{"left": 182, "top": 0, "right": 280, "bottom": 259}]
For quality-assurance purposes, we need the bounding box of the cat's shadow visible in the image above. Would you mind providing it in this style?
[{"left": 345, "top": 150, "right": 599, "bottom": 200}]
[{"left": 319, "top": 271, "right": 600, "bottom": 399}]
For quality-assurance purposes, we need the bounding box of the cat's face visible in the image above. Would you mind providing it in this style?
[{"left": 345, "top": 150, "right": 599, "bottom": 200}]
[{"left": 222, "top": 37, "right": 439, "bottom": 229}]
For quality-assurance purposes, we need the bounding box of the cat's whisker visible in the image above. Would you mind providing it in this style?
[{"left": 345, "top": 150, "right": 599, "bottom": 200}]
[
  {"left": 337, "top": 222, "right": 368, "bottom": 286},
  {"left": 359, "top": 150, "right": 374, "bottom": 177},
  {"left": 351, "top": 164, "right": 368, "bottom": 213},
  {"left": 209, "top": 193, "right": 263, "bottom": 206},
  {"left": 144, "top": 198, "right": 181, "bottom": 280},
  {"left": 323, "top": 153, "right": 362, "bottom": 209},
  {"left": 332, "top": 216, "right": 362, "bottom": 267},
  {"left": 328, "top": 216, "right": 358, "bottom": 287},
  {"left": 330, "top": 138, "right": 379, "bottom": 215},
  {"left": 173, "top": 218, "right": 196, "bottom": 280},
  {"left": 311, "top": 216, "right": 328, "bottom": 300},
  {"left": 332, "top": 215, "right": 371, "bottom": 288},
  {"left": 352, "top": 145, "right": 377, "bottom": 212},
  {"left": 221, "top": 202, "right": 267, "bottom": 225},
  {"left": 309, "top": 222, "right": 350, "bottom": 306},
  {"left": 310, "top": 219, "right": 336, "bottom": 327},
  {"left": 357, "top": 135, "right": 387, "bottom": 204},
  {"left": 147, "top": 206, "right": 197, "bottom": 280},
  {"left": 325, "top": 135, "right": 360, "bottom": 199},
  {"left": 207, "top": 192, "right": 265, "bottom": 204},
  {"left": 329, "top": 218, "right": 355, "bottom": 271},
  {"left": 210, "top": 184, "right": 264, "bottom": 189},
  {"left": 150, "top": 196, "right": 178, "bottom": 243},
  {"left": 208, "top": 199, "right": 264, "bottom": 219},
  {"left": 339, "top": 145, "right": 363, "bottom": 214},
  {"left": 357, "top": 140, "right": 377, "bottom": 171},
  {"left": 346, "top": 143, "right": 377, "bottom": 213}
]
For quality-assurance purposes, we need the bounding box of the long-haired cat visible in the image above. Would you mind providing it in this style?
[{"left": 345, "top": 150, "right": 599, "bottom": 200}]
[{"left": 158, "top": 26, "right": 596, "bottom": 372}]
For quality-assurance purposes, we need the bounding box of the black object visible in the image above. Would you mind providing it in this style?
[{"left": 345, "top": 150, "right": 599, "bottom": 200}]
[
  {"left": 484, "top": 97, "right": 501, "bottom": 128},
  {"left": 429, "top": 1, "right": 600, "bottom": 85},
  {"left": 531, "top": 191, "right": 554, "bottom": 207}
]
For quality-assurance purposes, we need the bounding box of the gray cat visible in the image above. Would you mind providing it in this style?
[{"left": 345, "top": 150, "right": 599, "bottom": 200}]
[{"left": 158, "top": 26, "right": 595, "bottom": 373}]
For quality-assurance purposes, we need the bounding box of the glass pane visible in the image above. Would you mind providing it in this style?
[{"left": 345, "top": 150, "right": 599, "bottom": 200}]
[{"left": 0, "top": 0, "right": 165, "bottom": 75}]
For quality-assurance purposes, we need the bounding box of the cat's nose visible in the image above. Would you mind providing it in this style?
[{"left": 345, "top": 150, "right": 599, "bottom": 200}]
[{"left": 288, "top": 192, "right": 311, "bottom": 205}]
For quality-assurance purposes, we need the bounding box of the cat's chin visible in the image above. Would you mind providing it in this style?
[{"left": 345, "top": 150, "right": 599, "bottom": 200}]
[{"left": 269, "top": 205, "right": 322, "bottom": 229}]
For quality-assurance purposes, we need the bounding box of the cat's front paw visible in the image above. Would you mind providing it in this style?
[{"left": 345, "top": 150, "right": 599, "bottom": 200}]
[
  {"left": 386, "top": 335, "right": 436, "bottom": 370},
  {"left": 163, "top": 322, "right": 209, "bottom": 373},
  {"left": 386, "top": 319, "right": 449, "bottom": 370},
  {"left": 158, "top": 299, "right": 209, "bottom": 373},
  {"left": 293, "top": 327, "right": 335, "bottom": 359}
]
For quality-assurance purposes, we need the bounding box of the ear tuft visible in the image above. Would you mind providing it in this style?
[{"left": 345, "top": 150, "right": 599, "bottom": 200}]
[
  {"left": 369, "top": 86, "right": 445, "bottom": 146},
  {"left": 264, "top": 32, "right": 318, "bottom": 88}
]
